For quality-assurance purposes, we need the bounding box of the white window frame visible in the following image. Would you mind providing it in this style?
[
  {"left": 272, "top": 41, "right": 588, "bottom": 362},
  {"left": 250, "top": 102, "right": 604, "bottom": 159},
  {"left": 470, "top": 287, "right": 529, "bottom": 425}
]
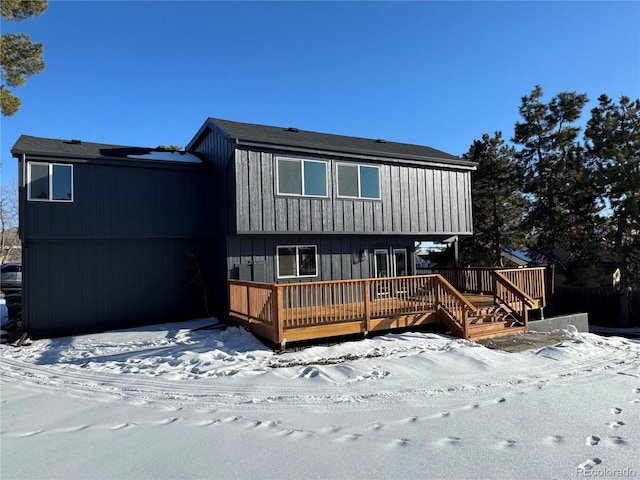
[
  {"left": 27, "top": 162, "right": 74, "bottom": 202},
  {"left": 336, "top": 163, "right": 381, "bottom": 200},
  {"left": 276, "top": 157, "right": 328, "bottom": 198},
  {"left": 276, "top": 245, "right": 318, "bottom": 279}
]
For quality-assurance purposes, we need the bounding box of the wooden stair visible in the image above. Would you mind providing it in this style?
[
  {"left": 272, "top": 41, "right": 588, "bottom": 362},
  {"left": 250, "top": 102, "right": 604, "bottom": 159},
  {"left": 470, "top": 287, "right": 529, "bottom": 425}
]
[{"left": 465, "top": 304, "right": 527, "bottom": 341}]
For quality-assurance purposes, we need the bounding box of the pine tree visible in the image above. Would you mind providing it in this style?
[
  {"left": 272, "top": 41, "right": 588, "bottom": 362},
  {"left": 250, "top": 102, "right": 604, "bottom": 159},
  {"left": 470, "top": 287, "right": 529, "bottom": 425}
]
[
  {"left": 512, "top": 85, "right": 595, "bottom": 267},
  {"left": 460, "top": 132, "right": 526, "bottom": 266},
  {"left": 585, "top": 94, "right": 640, "bottom": 326},
  {"left": 1, "top": 0, "right": 47, "bottom": 116}
]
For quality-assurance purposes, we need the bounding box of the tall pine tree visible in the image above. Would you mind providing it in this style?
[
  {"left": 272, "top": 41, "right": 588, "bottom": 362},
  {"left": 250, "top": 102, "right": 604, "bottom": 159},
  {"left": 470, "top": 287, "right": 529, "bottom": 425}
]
[
  {"left": 460, "top": 132, "right": 526, "bottom": 266},
  {"left": 512, "top": 86, "right": 595, "bottom": 268},
  {"left": 585, "top": 94, "right": 640, "bottom": 326},
  {"left": 0, "top": 0, "right": 47, "bottom": 116}
]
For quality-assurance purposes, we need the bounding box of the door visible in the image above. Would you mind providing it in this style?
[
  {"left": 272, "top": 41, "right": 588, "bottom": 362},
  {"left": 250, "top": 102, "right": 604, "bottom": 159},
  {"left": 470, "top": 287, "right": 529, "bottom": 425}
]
[
  {"left": 373, "top": 249, "right": 390, "bottom": 278},
  {"left": 373, "top": 248, "right": 408, "bottom": 277},
  {"left": 392, "top": 248, "right": 408, "bottom": 277}
]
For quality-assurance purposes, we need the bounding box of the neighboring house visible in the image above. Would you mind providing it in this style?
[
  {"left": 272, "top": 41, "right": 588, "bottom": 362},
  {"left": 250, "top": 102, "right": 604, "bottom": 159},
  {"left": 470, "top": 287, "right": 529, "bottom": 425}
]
[{"left": 12, "top": 119, "right": 476, "bottom": 337}]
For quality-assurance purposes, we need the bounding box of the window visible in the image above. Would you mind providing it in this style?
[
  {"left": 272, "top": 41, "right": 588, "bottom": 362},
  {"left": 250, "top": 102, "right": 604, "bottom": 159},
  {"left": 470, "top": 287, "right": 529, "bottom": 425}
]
[
  {"left": 277, "top": 245, "right": 318, "bottom": 278},
  {"left": 276, "top": 158, "right": 327, "bottom": 197},
  {"left": 28, "top": 162, "right": 73, "bottom": 202},
  {"left": 337, "top": 164, "right": 380, "bottom": 199}
]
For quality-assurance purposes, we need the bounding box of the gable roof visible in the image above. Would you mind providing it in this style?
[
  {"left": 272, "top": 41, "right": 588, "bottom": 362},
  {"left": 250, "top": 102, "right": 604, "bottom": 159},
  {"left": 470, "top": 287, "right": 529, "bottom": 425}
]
[
  {"left": 188, "top": 118, "right": 475, "bottom": 167},
  {"left": 12, "top": 135, "right": 202, "bottom": 164}
]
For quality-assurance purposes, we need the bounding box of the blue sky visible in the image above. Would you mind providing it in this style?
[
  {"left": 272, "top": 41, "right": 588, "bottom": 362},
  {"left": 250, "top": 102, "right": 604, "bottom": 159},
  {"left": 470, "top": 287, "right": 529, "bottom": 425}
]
[{"left": 1, "top": 1, "right": 639, "bottom": 187}]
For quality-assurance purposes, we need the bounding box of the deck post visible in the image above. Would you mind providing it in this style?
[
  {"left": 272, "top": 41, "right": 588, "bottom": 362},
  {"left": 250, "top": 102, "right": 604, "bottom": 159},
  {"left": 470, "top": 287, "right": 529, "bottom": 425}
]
[
  {"left": 364, "top": 280, "right": 371, "bottom": 335},
  {"left": 273, "top": 285, "right": 284, "bottom": 347}
]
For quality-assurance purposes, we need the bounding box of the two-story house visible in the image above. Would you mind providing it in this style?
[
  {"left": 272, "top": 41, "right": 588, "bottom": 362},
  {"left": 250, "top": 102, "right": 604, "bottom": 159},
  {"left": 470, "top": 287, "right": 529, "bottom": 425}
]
[{"left": 13, "top": 118, "right": 543, "bottom": 344}]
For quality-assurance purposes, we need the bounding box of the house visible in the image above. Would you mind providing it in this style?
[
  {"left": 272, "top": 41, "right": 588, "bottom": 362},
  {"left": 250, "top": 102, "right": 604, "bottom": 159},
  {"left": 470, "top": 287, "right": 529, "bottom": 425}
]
[
  {"left": 13, "top": 118, "right": 543, "bottom": 343},
  {"left": 11, "top": 136, "right": 214, "bottom": 336},
  {"left": 186, "top": 118, "right": 476, "bottom": 307}
]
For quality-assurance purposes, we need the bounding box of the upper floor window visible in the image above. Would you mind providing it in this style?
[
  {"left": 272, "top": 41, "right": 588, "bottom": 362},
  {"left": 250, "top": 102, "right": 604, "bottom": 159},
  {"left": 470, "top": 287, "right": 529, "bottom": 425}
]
[
  {"left": 276, "top": 245, "right": 318, "bottom": 278},
  {"left": 337, "top": 163, "right": 380, "bottom": 199},
  {"left": 27, "top": 162, "right": 73, "bottom": 202},
  {"left": 276, "top": 157, "right": 327, "bottom": 197}
]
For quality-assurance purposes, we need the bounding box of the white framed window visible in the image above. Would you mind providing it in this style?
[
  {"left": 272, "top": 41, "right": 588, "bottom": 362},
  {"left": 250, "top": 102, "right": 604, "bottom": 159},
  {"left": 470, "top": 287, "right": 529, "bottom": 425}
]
[
  {"left": 27, "top": 162, "right": 73, "bottom": 202},
  {"left": 276, "top": 157, "right": 328, "bottom": 197},
  {"left": 276, "top": 245, "right": 318, "bottom": 278},
  {"left": 337, "top": 163, "right": 380, "bottom": 199}
]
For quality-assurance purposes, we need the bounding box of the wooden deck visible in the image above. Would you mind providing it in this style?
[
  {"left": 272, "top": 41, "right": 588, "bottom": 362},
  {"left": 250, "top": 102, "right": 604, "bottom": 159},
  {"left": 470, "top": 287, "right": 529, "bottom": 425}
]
[{"left": 229, "top": 267, "right": 546, "bottom": 350}]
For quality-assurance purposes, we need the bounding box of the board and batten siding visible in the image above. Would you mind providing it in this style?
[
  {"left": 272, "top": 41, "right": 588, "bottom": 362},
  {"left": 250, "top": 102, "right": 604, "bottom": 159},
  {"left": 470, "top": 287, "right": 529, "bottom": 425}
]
[
  {"left": 233, "top": 148, "right": 472, "bottom": 236},
  {"left": 227, "top": 234, "right": 415, "bottom": 284},
  {"left": 22, "top": 162, "right": 209, "bottom": 240}
]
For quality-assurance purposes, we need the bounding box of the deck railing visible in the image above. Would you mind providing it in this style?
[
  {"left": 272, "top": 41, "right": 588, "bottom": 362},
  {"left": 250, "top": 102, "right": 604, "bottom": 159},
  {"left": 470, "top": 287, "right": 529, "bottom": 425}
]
[
  {"left": 229, "top": 274, "right": 476, "bottom": 348},
  {"left": 420, "top": 267, "right": 546, "bottom": 309}
]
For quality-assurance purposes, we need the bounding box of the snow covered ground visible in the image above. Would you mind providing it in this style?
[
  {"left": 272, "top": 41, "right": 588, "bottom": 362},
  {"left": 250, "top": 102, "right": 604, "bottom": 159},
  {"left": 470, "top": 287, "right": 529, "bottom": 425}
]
[{"left": 1, "top": 319, "right": 639, "bottom": 479}]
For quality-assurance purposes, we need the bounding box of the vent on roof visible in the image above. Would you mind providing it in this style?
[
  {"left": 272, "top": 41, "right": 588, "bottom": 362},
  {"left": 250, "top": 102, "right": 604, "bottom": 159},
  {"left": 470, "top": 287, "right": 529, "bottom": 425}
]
[
  {"left": 63, "top": 139, "right": 82, "bottom": 145},
  {"left": 285, "top": 127, "right": 299, "bottom": 132},
  {"left": 375, "top": 139, "right": 387, "bottom": 143}
]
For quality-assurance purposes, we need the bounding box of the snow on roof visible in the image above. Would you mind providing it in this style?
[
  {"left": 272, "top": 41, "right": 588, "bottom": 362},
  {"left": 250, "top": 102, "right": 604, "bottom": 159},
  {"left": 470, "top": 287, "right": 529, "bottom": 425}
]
[{"left": 127, "top": 151, "right": 202, "bottom": 163}]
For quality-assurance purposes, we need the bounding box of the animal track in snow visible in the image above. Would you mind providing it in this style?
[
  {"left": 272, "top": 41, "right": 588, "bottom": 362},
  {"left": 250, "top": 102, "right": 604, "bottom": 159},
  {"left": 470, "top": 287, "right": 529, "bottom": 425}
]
[
  {"left": 611, "top": 407, "right": 622, "bottom": 414},
  {"left": 604, "top": 436, "right": 627, "bottom": 447},
  {"left": 157, "top": 417, "right": 179, "bottom": 425},
  {"left": 544, "top": 435, "right": 564, "bottom": 444},
  {"left": 578, "top": 458, "right": 602, "bottom": 470},
  {"left": 298, "top": 366, "right": 319, "bottom": 378},
  {"left": 496, "top": 439, "right": 517, "bottom": 448},
  {"left": 395, "top": 438, "right": 411, "bottom": 447},
  {"left": 608, "top": 421, "right": 625, "bottom": 429},
  {"left": 434, "top": 436, "right": 462, "bottom": 447},
  {"left": 110, "top": 422, "right": 136, "bottom": 430},
  {"left": 586, "top": 435, "right": 601, "bottom": 446}
]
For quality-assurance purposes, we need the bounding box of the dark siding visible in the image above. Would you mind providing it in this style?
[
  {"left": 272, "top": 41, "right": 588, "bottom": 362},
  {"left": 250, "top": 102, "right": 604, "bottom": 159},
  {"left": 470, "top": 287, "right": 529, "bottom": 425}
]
[
  {"left": 233, "top": 148, "right": 473, "bottom": 236},
  {"left": 191, "top": 126, "right": 235, "bottom": 321},
  {"left": 24, "top": 238, "right": 209, "bottom": 336},
  {"left": 226, "top": 234, "right": 416, "bottom": 285},
  {"left": 24, "top": 164, "right": 208, "bottom": 240}
]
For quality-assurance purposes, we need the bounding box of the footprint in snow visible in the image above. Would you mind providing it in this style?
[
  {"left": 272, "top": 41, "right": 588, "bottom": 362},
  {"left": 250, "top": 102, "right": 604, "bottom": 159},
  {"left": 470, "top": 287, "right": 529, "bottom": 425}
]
[
  {"left": 496, "top": 397, "right": 506, "bottom": 404},
  {"left": 546, "top": 435, "right": 564, "bottom": 444},
  {"left": 157, "top": 417, "right": 179, "bottom": 425},
  {"left": 367, "top": 423, "right": 383, "bottom": 431},
  {"left": 608, "top": 421, "right": 625, "bottom": 429},
  {"left": 434, "top": 436, "right": 462, "bottom": 447},
  {"left": 578, "top": 458, "right": 602, "bottom": 470},
  {"left": 318, "top": 425, "right": 342, "bottom": 434},
  {"left": 18, "top": 430, "right": 44, "bottom": 438},
  {"left": 299, "top": 366, "right": 319, "bottom": 378},
  {"left": 611, "top": 407, "right": 623, "bottom": 415},
  {"left": 604, "top": 436, "right": 627, "bottom": 447},
  {"left": 392, "top": 438, "right": 411, "bottom": 447},
  {"left": 195, "top": 419, "right": 216, "bottom": 427},
  {"left": 337, "top": 433, "right": 362, "bottom": 442},
  {"left": 586, "top": 435, "right": 601, "bottom": 446},
  {"left": 402, "top": 416, "right": 420, "bottom": 423},
  {"left": 496, "top": 439, "right": 517, "bottom": 448},
  {"left": 276, "top": 428, "right": 312, "bottom": 439},
  {"left": 58, "top": 424, "right": 90, "bottom": 433}
]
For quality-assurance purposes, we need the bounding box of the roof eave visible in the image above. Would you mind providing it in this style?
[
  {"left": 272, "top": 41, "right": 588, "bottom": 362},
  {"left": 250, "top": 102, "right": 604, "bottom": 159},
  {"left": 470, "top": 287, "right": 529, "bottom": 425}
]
[{"left": 235, "top": 138, "right": 477, "bottom": 169}]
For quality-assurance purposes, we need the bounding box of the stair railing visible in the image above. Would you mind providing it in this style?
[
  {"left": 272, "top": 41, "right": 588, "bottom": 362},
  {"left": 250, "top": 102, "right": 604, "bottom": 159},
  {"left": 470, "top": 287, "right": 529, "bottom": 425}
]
[{"left": 490, "top": 271, "right": 537, "bottom": 328}]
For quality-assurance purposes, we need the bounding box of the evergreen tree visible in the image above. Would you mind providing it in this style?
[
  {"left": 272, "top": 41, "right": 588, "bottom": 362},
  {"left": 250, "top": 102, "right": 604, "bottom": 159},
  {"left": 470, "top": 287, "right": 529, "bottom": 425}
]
[
  {"left": 460, "top": 132, "right": 526, "bottom": 266},
  {"left": 585, "top": 94, "right": 640, "bottom": 326},
  {"left": 1, "top": 0, "right": 47, "bottom": 116},
  {"left": 512, "top": 85, "right": 595, "bottom": 267}
]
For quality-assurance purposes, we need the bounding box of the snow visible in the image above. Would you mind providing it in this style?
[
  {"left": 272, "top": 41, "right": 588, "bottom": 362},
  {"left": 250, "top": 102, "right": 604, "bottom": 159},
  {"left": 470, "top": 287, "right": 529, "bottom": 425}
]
[
  {"left": 1, "top": 319, "right": 639, "bottom": 479},
  {"left": 127, "top": 151, "right": 201, "bottom": 163}
]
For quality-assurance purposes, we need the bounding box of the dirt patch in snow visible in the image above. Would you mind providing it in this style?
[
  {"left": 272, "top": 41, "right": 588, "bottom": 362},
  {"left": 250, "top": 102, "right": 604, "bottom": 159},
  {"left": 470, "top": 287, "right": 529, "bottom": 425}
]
[{"left": 476, "top": 332, "right": 568, "bottom": 353}]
